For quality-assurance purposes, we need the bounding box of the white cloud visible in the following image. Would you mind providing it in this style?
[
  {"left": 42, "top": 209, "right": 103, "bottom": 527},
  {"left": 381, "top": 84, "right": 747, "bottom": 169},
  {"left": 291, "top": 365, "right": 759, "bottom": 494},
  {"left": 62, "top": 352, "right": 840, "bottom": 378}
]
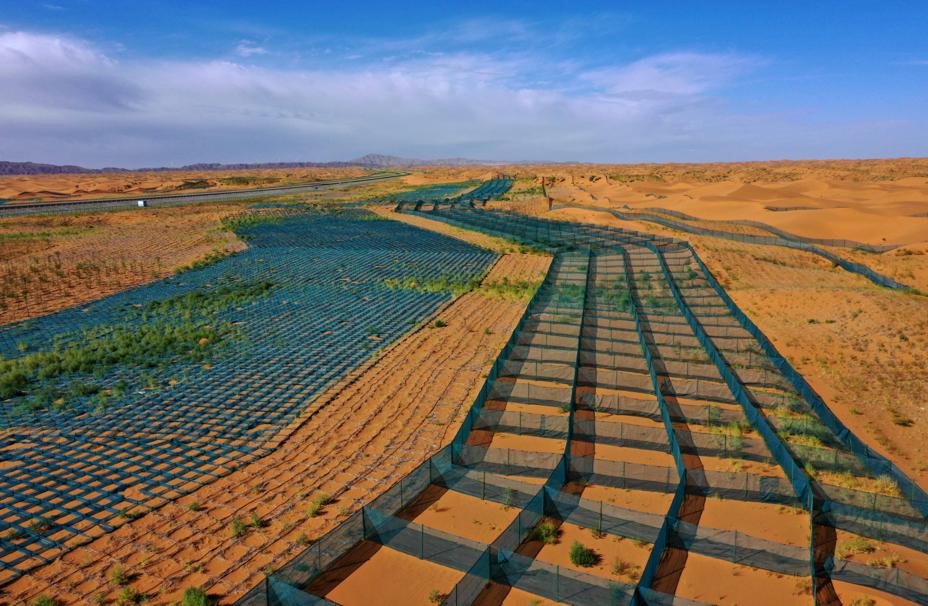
[
  {"left": 235, "top": 40, "right": 268, "bottom": 57},
  {"left": 582, "top": 52, "right": 759, "bottom": 97},
  {"left": 0, "top": 29, "right": 922, "bottom": 166}
]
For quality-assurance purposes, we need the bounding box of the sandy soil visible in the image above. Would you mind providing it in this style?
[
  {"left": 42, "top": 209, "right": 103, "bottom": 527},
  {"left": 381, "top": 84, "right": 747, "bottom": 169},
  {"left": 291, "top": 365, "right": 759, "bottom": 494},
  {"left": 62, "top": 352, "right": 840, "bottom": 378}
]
[
  {"left": 0, "top": 204, "right": 245, "bottom": 323},
  {"left": 530, "top": 159, "right": 928, "bottom": 248},
  {"left": 695, "top": 498, "right": 808, "bottom": 547},
  {"left": 668, "top": 550, "right": 811, "bottom": 605},
  {"left": 475, "top": 432, "right": 566, "bottom": 455},
  {"left": 524, "top": 521, "right": 651, "bottom": 583},
  {"left": 313, "top": 541, "right": 463, "bottom": 606},
  {"left": 397, "top": 485, "right": 520, "bottom": 544},
  {"left": 681, "top": 235, "right": 928, "bottom": 490},
  {"left": 2, "top": 238, "right": 550, "bottom": 603},
  {"left": 564, "top": 483, "right": 675, "bottom": 514},
  {"left": 472, "top": 582, "right": 569, "bottom": 606},
  {"left": 831, "top": 579, "right": 921, "bottom": 606},
  {"left": 0, "top": 167, "right": 379, "bottom": 202},
  {"left": 0, "top": 183, "right": 425, "bottom": 326}
]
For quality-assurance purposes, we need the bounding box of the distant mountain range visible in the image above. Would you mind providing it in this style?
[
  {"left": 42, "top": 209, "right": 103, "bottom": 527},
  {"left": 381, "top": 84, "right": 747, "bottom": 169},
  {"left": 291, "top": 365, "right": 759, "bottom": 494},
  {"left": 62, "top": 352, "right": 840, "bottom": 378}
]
[{"left": 0, "top": 154, "right": 507, "bottom": 176}]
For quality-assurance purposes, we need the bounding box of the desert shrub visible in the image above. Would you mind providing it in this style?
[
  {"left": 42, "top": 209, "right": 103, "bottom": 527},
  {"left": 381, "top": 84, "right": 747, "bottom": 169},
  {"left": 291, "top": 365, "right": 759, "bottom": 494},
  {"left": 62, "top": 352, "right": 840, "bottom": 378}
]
[
  {"left": 250, "top": 512, "right": 266, "bottom": 528},
  {"left": 611, "top": 558, "right": 639, "bottom": 579},
  {"left": 528, "top": 519, "right": 559, "bottom": 545},
  {"left": 181, "top": 586, "right": 212, "bottom": 606},
  {"left": 428, "top": 589, "right": 445, "bottom": 603},
  {"left": 115, "top": 587, "right": 141, "bottom": 606},
  {"left": 110, "top": 565, "right": 129, "bottom": 586},
  {"left": 569, "top": 541, "right": 598, "bottom": 567},
  {"left": 836, "top": 536, "right": 875, "bottom": 559},
  {"left": 30, "top": 596, "right": 59, "bottom": 606},
  {"left": 432, "top": 319, "right": 448, "bottom": 328},
  {"left": 307, "top": 492, "right": 332, "bottom": 517}
]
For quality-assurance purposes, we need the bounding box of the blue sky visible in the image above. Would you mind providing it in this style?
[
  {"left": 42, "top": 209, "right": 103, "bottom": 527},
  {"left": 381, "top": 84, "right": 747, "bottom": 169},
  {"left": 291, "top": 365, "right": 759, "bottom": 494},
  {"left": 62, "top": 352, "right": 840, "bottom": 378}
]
[{"left": 1, "top": 1, "right": 927, "bottom": 167}]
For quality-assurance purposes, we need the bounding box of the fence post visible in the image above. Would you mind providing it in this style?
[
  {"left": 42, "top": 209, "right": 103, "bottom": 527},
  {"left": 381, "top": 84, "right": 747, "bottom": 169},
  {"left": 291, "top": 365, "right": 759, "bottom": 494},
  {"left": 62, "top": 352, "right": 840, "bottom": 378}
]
[{"left": 420, "top": 524, "right": 425, "bottom": 559}]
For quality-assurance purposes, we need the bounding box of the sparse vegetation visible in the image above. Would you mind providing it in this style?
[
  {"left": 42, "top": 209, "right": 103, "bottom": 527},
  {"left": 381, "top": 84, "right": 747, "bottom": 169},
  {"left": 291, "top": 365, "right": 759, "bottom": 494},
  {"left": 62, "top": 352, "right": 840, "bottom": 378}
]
[
  {"left": 384, "top": 274, "right": 483, "bottom": 297},
  {"left": 836, "top": 536, "right": 876, "bottom": 559},
  {"left": 479, "top": 277, "right": 543, "bottom": 302},
  {"left": 2, "top": 278, "right": 274, "bottom": 414}
]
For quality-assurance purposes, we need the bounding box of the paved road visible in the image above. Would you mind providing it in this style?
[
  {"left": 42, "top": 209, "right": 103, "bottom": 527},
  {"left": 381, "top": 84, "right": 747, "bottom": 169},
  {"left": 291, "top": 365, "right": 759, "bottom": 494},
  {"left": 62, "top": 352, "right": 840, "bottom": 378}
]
[{"left": 0, "top": 171, "right": 407, "bottom": 217}]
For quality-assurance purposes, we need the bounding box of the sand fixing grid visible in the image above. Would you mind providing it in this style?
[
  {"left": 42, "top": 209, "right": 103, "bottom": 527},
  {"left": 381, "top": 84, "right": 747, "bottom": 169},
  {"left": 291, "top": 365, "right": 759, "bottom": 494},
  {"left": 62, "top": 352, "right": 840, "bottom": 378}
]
[
  {"left": 243, "top": 204, "right": 928, "bottom": 606},
  {"left": 0, "top": 207, "right": 497, "bottom": 583}
]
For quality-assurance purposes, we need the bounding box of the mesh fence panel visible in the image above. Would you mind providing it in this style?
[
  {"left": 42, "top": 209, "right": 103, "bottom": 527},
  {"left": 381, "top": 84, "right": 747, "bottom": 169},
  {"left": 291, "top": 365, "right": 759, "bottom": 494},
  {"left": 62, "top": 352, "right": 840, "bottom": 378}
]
[
  {"left": 546, "top": 488, "right": 664, "bottom": 543},
  {"left": 669, "top": 519, "right": 809, "bottom": 575},
  {"left": 828, "top": 558, "right": 928, "bottom": 605},
  {"left": 493, "top": 549, "right": 635, "bottom": 606}
]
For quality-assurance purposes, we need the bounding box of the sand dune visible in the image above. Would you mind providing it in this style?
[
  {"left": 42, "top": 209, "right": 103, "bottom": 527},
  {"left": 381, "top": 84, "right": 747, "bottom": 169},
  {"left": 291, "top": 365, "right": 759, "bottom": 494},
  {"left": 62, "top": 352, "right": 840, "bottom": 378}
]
[{"left": 516, "top": 159, "right": 928, "bottom": 247}]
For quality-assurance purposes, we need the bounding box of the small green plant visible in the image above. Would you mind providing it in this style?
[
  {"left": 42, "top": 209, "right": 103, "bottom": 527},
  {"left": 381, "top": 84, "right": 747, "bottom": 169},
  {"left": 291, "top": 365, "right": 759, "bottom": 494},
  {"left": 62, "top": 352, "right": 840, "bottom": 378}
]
[
  {"left": 569, "top": 540, "right": 598, "bottom": 567},
  {"left": 30, "top": 596, "right": 59, "bottom": 606},
  {"left": 432, "top": 319, "right": 448, "bottom": 328},
  {"left": 250, "top": 512, "right": 266, "bottom": 529},
  {"left": 231, "top": 516, "right": 248, "bottom": 538},
  {"left": 188, "top": 501, "right": 203, "bottom": 512},
  {"left": 295, "top": 533, "right": 311, "bottom": 547},
  {"left": 110, "top": 565, "right": 129, "bottom": 586},
  {"left": 428, "top": 589, "right": 445, "bottom": 603},
  {"left": 181, "top": 587, "right": 212, "bottom": 606},
  {"left": 115, "top": 587, "right": 141, "bottom": 606},
  {"left": 528, "top": 519, "right": 559, "bottom": 545},
  {"left": 307, "top": 492, "right": 332, "bottom": 517}
]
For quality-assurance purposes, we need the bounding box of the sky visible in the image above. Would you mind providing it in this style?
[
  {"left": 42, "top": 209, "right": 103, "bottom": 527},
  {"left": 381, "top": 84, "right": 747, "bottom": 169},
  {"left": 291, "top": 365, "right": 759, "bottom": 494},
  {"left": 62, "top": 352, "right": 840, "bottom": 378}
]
[{"left": 1, "top": 0, "right": 927, "bottom": 167}]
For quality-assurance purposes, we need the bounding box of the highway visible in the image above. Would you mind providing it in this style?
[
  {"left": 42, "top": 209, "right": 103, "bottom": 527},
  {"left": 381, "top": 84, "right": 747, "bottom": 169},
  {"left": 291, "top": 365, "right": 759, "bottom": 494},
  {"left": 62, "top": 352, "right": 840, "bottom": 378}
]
[{"left": 0, "top": 171, "right": 407, "bottom": 217}]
